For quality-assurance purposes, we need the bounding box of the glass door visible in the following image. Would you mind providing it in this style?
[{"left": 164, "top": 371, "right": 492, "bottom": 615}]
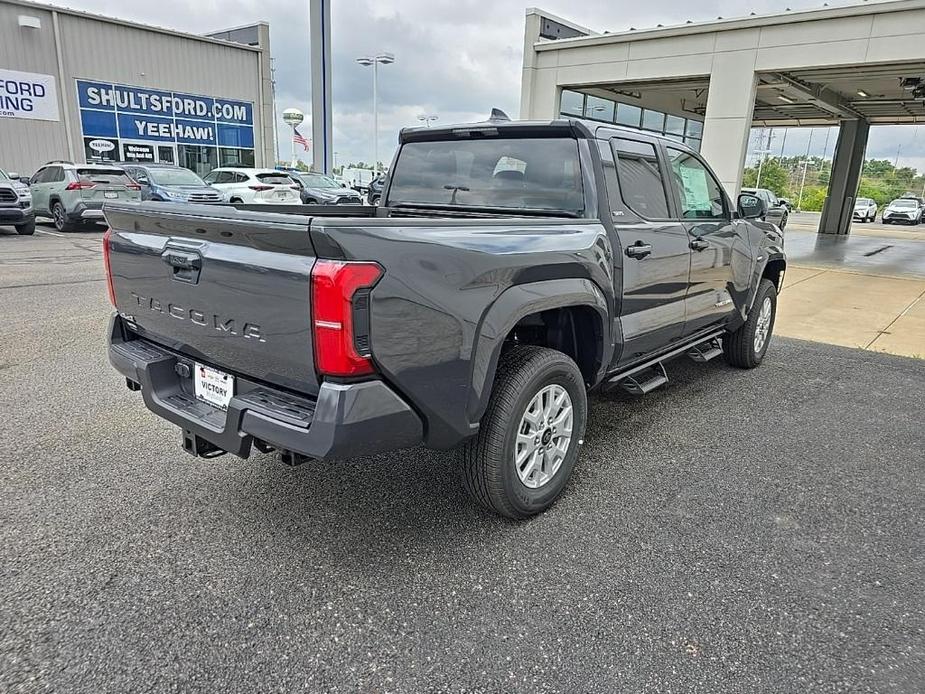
[{"left": 157, "top": 146, "right": 176, "bottom": 164}]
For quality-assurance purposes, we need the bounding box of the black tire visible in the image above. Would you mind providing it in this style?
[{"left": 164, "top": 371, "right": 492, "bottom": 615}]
[
  {"left": 779, "top": 213, "right": 788, "bottom": 230},
  {"left": 723, "top": 278, "right": 778, "bottom": 369},
  {"left": 51, "top": 202, "right": 76, "bottom": 232},
  {"left": 460, "top": 345, "right": 587, "bottom": 519},
  {"left": 15, "top": 219, "right": 35, "bottom": 235},
  {"left": 229, "top": 197, "right": 243, "bottom": 204}
]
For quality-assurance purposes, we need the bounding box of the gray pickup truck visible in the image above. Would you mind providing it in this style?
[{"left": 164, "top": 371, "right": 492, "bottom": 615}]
[{"left": 105, "top": 117, "right": 785, "bottom": 519}]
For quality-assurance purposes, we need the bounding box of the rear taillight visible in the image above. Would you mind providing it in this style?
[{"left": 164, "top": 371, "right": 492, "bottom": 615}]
[
  {"left": 290, "top": 185, "right": 301, "bottom": 190},
  {"left": 248, "top": 184, "right": 273, "bottom": 192},
  {"left": 126, "top": 183, "right": 141, "bottom": 191},
  {"left": 311, "top": 260, "right": 383, "bottom": 377},
  {"left": 65, "top": 181, "right": 95, "bottom": 191},
  {"left": 102, "top": 228, "right": 115, "bottom": 307}
]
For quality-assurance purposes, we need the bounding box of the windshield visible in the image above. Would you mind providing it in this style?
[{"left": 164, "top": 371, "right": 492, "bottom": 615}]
[
  {"left": 299, "top": 174, "right": 340, "bottom": 188},
  {"left": 855, "top": 198, "right": 872, "bottom": 206},
  {"left": 387, "top": 137, "right": 585, "bottom": 215},
  {"left": 0, "top": 168, "right": 8, "bottom": 182},
  {"left": 255, "top": 173, "right": 295, "bottom": 185},
  {"left": 76, "top": 169, "right": 133, "bottom": 185},
  {"left": 148, "top": 168, "right": 206, "bottom": 186},
  {"left": 891, "top": 199, "right": 917, "bottom": 208}
]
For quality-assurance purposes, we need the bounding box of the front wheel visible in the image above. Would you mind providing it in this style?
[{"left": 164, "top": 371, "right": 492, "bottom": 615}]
[
  {"left": 723, "top": 278, "right": 778, "bottom": 369},
  {"left": 460, "top": 345, "right": 587, "bottom": 519},
  {"left": 15, "top": 219, "right": 35, "bottom": 235}
]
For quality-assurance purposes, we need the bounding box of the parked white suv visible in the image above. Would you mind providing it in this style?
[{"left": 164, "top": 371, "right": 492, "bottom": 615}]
[{"left": 202, "top": 168, "right": 300, "bottom": 205}]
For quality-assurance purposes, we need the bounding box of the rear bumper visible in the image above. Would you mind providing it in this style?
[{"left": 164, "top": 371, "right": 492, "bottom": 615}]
[
  {"left": 107, "top": 316, "right": 423, "bottom": 460},
  {"left": 67, "top": 202, "right": 106, "bottom": 221}
]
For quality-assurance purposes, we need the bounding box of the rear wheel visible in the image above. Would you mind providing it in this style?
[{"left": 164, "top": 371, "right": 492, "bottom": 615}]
[
  {"left": 460, "top": 345, "right": 587, "bottom": 519},
  {"left": 229, "top": 197, "right": 243, "bottom": 204},
  {"left": 723, "top": 279, "right": 777, "bottom": 369},
  {"left": 15, "top": 219, "right": 35, "bottom": 235},
  {"left": 51, "top": 202, "right": 76, "bottom": 232}
]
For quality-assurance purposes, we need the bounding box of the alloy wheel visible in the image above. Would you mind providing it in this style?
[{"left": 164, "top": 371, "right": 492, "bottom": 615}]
[
  {"left": 513, "top": 384, "right": 573, "bottom": 489},
  {"left": 754, "top": 296, "right": 773, "bottom": 354}
]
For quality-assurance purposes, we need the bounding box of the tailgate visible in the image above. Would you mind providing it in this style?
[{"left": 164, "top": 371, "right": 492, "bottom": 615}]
[{"left": 104, "top": 202, "right": 320, "bottom": 394}]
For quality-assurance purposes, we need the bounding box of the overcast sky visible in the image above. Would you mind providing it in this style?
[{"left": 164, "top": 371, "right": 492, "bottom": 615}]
[{"left": 53, "top": 0, "right": 925, "bottom": 172}]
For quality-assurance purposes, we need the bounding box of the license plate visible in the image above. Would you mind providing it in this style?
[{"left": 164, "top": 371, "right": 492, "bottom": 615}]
[
  {"left": 194, "top": 363, "right": 234, "bottom": 410},
  {"left": 276, "top": 191, "right": 288, "bottom": 199},
  {"left": 104, "top": 191, "right": 118, "bottom": 199}
]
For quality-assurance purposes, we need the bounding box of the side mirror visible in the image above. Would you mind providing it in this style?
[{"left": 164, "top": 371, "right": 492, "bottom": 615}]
[
  {"left": 737, "top": 193, "right": 767, "bottom": 220},
  {"left": 9, "top": 172, "right": 20, "bottom": 180},
  {"left": 19, "top": 176, "right": 30, "bottom": 186}
]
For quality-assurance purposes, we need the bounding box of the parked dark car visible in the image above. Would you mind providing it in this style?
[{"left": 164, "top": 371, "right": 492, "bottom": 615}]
[
  {"left": 290, "top": 172, "right": 362, "bottom": 205},
  {"left": 367, "top": 174, "right": 385, "bottom": 205},
  {"left": 120, "top": 163, "right": 222, "bottom": 204},
  {"left": 741, "top": 187, "right": 788, "bottom": 230},
  {"left": 103, "top": 117, "right": 785, "bottom": 519}
]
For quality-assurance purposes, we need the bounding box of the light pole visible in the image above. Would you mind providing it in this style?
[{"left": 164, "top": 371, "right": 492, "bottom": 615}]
[
  {"left": 417, "top": 114, "right": 438, "bottom": 127},
  {"left": 753, "top": 148, "right": 772, "bottom": 188},
  {"left": 356, "top": 53, "right": 395, "bottom": 174}
]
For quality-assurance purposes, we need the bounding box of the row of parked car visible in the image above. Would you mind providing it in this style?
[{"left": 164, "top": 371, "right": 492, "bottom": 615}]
[
  {"left": 857, "top": 194, "right": 925, "bottom": 225},
  {"left": 0, "top": 160, "right": 386, "bottom": 234}
]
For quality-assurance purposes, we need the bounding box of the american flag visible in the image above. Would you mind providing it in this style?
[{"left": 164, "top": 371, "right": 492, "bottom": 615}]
[{"left": 293, "top": 126, "right": 310, "bottom": 151}]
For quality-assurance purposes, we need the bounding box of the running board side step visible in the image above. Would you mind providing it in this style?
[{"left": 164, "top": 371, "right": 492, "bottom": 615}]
[
  {"left": 619, "top": 362, "right": 668, "bottom": 395},
  {"left": 688, "top": 338, "right": 723, "bottom": 363}
]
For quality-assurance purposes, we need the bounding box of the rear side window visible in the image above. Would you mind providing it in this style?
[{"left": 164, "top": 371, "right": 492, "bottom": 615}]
[
  {"left": 611, "top": 138, "right": 670, "bottom": 219},
  {"left": 387, "top": 137, "right": 585, "bottom": 215},
  {"left": 256, "top": 173, "right": 294, "bottom": 185},
  {"left": 76, "top": 168, "right": 133, "bottom": 185}
]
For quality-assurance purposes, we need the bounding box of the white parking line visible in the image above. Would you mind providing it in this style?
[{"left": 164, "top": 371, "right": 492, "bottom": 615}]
[{"left": 36, "top": 229, "right": 67, "bottom": 238}]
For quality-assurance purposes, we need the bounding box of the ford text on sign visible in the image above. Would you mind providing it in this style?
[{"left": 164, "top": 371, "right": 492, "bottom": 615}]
[{"left": 0, "top": 69, "right": 59, "bottom": 121}]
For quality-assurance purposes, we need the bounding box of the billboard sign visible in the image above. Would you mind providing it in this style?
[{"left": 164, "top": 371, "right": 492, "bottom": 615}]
[
  {"left": 76, "top": 80, "right": 254, "bottom": 149},
  {"left": 0, "top": 69, "right": 60, "bottom": 121}
]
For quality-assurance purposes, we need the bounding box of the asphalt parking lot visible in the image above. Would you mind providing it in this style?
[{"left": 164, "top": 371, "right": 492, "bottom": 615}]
[{"left": 2, "top": 225, "right": 924, "bottom": 693}]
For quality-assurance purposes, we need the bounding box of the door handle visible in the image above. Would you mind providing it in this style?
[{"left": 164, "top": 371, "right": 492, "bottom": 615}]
[
  {"left": 690, "top": 238, "right": 710, "bottom": 251},
  {"left": 161, "top": 247, "right": 202, "bottom": 284},
  {"left": 625, "top": 241, "right": 652, "bottom": 259}
]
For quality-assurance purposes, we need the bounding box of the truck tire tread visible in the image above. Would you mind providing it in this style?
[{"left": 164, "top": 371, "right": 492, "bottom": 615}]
[
  {"left": 460, "top": 345, "right": 585, "bottom": 519},
  {"left": 723, "top": 278, "right": 777, "bottom": 369}
]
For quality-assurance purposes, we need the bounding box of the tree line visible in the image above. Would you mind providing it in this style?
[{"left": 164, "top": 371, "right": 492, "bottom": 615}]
[{"left": 742, "top": 156, "right": 925, "bottom": 211}]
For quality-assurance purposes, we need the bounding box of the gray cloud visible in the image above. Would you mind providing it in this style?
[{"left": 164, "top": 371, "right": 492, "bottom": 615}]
[{"left": 50, "top": 0, "right": 925, "bottom": 170}]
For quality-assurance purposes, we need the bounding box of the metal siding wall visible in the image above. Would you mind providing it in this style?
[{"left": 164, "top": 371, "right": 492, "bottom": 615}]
[
  {"left": 0, "top": 0, "right": 266, "bottom": 175},
  {"left": 0, "top": 3, "right": 69, "bottom": 175}
]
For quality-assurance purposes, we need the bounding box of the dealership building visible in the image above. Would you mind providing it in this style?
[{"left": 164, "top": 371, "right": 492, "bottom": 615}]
[
  {"left": 0, "top": 0, "right": 275, "bottom": 177},
  {"left": 521, "top": 1, "right": 925, "bottom": 235}
]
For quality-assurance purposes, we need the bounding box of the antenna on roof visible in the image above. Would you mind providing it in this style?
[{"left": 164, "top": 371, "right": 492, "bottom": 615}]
[{"left": 489, "top": 108, "right": 511, "bottom": 122}]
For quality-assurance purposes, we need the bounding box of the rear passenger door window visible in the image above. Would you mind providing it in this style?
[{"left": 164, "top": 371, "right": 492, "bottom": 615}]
[{"left": 611, "top": 138, "right": 670, "bottom": 219}]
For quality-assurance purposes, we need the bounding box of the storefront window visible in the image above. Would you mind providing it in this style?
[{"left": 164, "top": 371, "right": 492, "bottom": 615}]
[
  {"left": 615, "top": 103, "right": 642, "bottom": 127},
  {"left": 584, "top": 96, "right": 615, "bottom": 122},
  {"left": 178, "top": 145, "right": 217, "bottom": 177},
  {"left": 219, "top": 148, "right": 255, "bottom": 167},
  {"left": 642, "top": 109, "right": 665, "bottom": 132},
  {"left": 560, "top": 90, "right": 585, "bottom": 117},
  {"left": 665, "top": 114, "right": 686, "bottom": 136}
]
